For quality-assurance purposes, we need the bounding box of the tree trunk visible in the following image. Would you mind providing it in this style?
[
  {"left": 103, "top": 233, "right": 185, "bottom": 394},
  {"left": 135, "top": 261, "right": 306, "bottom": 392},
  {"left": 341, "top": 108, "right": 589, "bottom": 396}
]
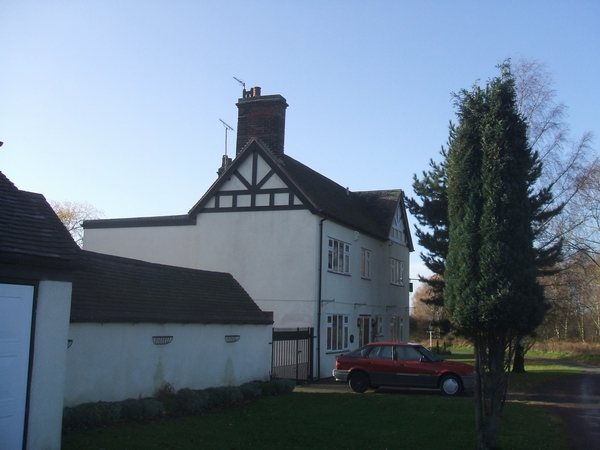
[
  {"left": 474, "top": 341, "right": 508, "bottom": 450},
  {"left": 512, "top": 337, "right": 526, "bottom": 373}
]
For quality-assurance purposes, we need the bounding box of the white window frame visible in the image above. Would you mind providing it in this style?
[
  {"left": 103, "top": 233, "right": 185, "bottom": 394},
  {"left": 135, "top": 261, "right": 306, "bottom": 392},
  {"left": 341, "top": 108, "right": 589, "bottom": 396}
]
[
  {"left": 361, "top": 248, "right": 371, "bottom": 279},
  {"left": 391, "top": 207, "right": 406, "bottom": 244},
  {"left": 328, "top": 238, "right": 350, "bottom": 275},
  {"left": 326, "top": 314, "right": 349, "bottom": 351},
  {"left": 391, "top": 258, "right": 404, "bottom": 285}
]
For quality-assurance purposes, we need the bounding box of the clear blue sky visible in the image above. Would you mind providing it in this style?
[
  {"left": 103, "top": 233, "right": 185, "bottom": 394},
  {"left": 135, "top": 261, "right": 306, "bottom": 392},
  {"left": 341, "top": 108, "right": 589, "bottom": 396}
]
[{"left": 1, "top": 1, "right": 598, "bottom": 287}]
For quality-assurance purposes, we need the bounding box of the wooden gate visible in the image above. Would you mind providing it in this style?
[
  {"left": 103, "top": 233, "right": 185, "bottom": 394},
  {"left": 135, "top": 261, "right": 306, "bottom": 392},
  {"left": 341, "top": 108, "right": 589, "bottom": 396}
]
[{"left": 271, "top": 328, "right": 314, "bottom": 383}]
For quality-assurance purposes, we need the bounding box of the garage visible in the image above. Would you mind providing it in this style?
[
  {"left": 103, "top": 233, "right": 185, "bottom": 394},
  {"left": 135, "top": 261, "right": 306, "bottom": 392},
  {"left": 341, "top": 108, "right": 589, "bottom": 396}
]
[{"left": 0, "top": 283, "right": 34, "bottom": 450}]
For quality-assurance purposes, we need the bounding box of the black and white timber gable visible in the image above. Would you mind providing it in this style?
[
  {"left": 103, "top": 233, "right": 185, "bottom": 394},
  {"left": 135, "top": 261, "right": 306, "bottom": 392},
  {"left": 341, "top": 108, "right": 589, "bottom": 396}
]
[{"left": 192, "top": 140, "right": 307, "bottom": 214}]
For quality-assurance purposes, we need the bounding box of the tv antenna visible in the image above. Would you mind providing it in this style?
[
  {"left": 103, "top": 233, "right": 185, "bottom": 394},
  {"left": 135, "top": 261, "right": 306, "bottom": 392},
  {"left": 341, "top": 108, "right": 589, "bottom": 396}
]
[
  {"left": 219, "top": 119, "right": 234, "bottom": 156},
  {"left": 233, "top": 77, "right": 245, "bottom": 90}
]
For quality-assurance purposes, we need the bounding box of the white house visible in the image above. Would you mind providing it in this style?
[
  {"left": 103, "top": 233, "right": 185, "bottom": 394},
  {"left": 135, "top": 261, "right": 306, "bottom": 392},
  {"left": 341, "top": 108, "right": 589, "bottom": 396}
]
[
  {"left": 0, "top": 171, "right": 80, "bottom": 450},
  {"left": 83, "top": 87, "right": 414, "bottom": 379}
]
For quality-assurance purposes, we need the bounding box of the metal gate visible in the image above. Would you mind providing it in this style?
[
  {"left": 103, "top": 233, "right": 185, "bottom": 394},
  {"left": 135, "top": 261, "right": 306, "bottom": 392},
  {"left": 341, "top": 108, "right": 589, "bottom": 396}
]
[{"left": 271, "top": 327, "right": 314, "bottom": 383}]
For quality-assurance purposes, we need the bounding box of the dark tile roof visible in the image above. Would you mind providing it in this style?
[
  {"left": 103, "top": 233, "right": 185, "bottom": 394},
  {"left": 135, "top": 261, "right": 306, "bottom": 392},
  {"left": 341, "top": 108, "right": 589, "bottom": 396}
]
[
  {"left": 279, "top": 153, "right": 404, "bottom": 241},
  {"left": 354, "top": 189, "right": 414, "bottom": 251},
  {"left": 71, "top": 251, "right": 273, "bottom": 325},
  {"left": 0, "top": 171, "right": 80, "bottom": 266}
]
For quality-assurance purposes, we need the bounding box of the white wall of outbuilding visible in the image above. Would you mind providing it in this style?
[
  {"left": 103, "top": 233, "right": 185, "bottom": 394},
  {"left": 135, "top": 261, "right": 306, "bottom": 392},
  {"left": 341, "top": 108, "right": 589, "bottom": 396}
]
[{"left": 65, "top": 322, "right": 272, "bottom": 406}]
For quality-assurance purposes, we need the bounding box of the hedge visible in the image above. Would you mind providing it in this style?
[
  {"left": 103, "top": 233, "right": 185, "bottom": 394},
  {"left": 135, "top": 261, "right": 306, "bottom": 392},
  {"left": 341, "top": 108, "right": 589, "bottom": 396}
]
[{"left": 62, "top": 379, "right": 296, "bottom": 433}]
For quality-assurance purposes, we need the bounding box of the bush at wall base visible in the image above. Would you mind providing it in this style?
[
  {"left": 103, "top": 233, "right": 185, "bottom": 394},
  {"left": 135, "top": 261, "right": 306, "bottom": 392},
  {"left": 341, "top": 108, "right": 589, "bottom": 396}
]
[{"left": 62, "top": 379, "right": 296, "bottom": 433}]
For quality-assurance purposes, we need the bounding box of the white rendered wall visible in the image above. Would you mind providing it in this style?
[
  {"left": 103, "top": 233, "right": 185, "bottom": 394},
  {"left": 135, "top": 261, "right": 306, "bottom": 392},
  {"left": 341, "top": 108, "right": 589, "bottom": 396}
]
[
  {"left": 64, "top": 322, "right": 272, "bottom": 406},
  {"left": 27, "top": 280, "right": 72, "bottom": 450},
  {"left": 83, "top": 208, "right": 411, "bottom": 380},
  {"left": 318, "top": 220, "right": 411, "bottom": 378},
  {"left": 83, "top": 209, "right": 320, "bottom": 329}
]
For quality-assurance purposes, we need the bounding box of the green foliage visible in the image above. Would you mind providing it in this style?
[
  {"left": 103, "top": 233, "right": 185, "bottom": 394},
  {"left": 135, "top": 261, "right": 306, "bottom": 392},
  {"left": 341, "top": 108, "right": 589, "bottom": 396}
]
[
  {"left": 176, "top": 388, "right": 210, "bottom": 415},
  {"left": 445, "top": 67, "right": 547, "bottom": 337},
  {"left": 407, "top": 60, "right": 564, "bottom": 328},
  {"left": 62, "top": 379, "right": 294, "bottom": 433},
  {"left": 204, "top": 386, "right": 244, "bottom": 409},
  {"left": 62, "top": 401, "right": 122, "bottom": 431},
  {"left": 444, "top": 62, "right": 558, "bottom": 449},
  {"left": 435, "top": 340, "right": 452, "bottom": 355}
]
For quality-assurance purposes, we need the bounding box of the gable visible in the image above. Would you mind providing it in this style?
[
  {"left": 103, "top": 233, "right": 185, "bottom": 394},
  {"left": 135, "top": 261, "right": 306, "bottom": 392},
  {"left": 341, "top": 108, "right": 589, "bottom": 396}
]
[
  {"left": 390, "top": 202, "right": 408, "bottom": 245},
  {"left": 0, "top": 170, "right": 80, "bottom": 271},
  {"left": 191, "top": 142, "right": 307, "bottom": 214}
]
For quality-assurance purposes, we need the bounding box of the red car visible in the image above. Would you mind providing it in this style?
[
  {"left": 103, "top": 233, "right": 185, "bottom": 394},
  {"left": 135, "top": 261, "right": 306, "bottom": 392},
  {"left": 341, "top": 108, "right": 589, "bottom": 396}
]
[{"left": 333, "top": 342, "right": 474, "bottom": 395}]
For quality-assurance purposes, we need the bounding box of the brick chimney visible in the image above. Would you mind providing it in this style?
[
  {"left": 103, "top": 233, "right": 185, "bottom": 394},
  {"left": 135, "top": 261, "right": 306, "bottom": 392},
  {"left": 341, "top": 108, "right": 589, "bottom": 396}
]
[{"left": 235, "top": 87, "right": 288, "bottom": 157}]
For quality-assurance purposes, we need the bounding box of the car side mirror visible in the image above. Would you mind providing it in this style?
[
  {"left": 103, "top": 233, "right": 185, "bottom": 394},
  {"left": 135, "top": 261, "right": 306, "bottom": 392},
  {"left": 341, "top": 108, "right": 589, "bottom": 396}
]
[{"left": 420, "top": 356, "right": 429, "bottom": 363}]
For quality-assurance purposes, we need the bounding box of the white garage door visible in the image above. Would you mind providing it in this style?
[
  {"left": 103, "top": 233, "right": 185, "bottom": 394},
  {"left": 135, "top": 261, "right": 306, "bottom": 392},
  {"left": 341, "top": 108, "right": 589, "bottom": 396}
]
[{"left": 0, "top": 283, "right": 34, "bottom": 450}]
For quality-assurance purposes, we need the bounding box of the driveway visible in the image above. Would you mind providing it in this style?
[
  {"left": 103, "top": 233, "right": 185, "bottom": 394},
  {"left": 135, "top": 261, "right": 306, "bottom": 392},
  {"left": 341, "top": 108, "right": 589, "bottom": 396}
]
[{"left": 511, "top": 359, "right": 600, "bottom": 450}]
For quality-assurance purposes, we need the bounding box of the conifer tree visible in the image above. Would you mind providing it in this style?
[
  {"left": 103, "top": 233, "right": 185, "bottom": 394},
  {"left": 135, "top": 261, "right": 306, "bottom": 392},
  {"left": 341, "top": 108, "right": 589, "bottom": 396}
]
[{"left": 444, "top": 65, "right": 547, "bottom": 450}]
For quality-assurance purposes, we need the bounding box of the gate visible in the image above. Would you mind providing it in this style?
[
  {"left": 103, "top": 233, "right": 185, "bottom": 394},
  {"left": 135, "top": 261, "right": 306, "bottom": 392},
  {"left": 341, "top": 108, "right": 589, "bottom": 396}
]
[{"left": 271, "top": 327, "right": 314, "bottom": 383}]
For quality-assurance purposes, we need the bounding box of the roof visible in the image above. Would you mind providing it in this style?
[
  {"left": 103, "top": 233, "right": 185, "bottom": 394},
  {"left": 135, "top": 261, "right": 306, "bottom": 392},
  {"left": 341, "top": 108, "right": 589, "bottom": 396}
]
[
  {"left": 193, "top": 140, "right": 414, "bottom": 246},
  {"left": 279, "top": 151, "right": 411, "bottom": 244},
  {"left": 71, "top": 251, "right": 273, "bottom": 325},
  {"left": 0, "top": 170, "right": 80, "bottom": 268},
  {"left": 83, "top": 139, "right": 414, "bottom": 250}
]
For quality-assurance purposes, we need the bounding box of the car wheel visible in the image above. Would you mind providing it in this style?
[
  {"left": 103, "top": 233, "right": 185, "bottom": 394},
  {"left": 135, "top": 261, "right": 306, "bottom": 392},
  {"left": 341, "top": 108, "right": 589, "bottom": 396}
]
[
  {"left": 349, "top": 372, "right": 370, "bottom": 393},
  {"left": 440, "top": 374, "right": 462, "bottom": 396}
]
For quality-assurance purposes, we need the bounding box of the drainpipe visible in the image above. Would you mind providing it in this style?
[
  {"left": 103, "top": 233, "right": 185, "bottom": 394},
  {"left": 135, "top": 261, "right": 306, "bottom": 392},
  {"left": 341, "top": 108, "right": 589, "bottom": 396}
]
[{"left": 317, "top": 213, "right": 328, "bottom": 380}]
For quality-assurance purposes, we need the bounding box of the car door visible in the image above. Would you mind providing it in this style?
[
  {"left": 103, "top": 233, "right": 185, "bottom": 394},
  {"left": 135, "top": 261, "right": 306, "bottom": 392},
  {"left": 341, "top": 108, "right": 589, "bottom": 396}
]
[
  {"left": 394, "top": 345, "right": 439, "bottom": 388},
  {"left": 364, "top": 345, "right": 397, "bottom": 385}
]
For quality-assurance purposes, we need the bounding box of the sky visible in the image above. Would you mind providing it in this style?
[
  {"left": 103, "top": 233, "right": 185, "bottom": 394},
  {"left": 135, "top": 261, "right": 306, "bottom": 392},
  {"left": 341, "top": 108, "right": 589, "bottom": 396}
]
[{"left": 1, "top": 1, "right": 599, "bottom": 292}]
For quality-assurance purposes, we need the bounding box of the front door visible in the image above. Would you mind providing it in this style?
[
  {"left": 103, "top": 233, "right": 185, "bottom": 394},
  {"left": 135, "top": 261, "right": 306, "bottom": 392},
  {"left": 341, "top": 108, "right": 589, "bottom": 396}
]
[
  {"left": 0, "top": 283, "right": 35, "bottom": 450},
  {"left": 358, "top": 316, "right": 371, "bottom": 347}
]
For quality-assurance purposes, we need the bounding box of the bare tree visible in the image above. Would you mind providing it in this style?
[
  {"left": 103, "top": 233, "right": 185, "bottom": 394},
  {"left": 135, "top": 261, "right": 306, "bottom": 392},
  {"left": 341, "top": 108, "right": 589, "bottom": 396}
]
[
  {"left": 513, "top": 57, "right": 596, "bottom": 259},
  {"left": 50, "top": 200, "right": 103, "bottom": 247}
]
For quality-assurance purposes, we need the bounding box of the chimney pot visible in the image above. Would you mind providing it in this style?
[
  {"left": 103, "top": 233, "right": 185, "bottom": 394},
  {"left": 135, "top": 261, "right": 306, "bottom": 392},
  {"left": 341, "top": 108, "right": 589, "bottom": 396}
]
[{"left": 251, "top": 86, "right": 261, "bottom": 97}]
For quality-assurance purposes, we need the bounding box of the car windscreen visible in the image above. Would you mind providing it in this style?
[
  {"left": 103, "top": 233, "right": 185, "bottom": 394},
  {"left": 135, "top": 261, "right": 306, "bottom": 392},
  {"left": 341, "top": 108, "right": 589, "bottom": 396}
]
[{"left": 416, "top": 345, "right": 444, "bottom": 362}]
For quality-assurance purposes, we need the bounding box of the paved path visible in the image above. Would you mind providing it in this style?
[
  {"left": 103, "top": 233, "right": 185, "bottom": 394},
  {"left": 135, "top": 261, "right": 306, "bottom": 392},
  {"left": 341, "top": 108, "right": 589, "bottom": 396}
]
[{"left": 511, "top": 359, "right": 600, "bottom": 450}]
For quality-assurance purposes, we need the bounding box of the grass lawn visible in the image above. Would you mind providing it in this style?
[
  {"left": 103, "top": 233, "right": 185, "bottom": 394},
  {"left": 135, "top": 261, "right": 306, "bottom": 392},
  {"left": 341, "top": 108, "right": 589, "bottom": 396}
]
[
  {"left": 62, "top": 360, "right": 578, "bottom": 450},
  {"left": 62, "top": 392, "right": 567, "bottom": 450}
]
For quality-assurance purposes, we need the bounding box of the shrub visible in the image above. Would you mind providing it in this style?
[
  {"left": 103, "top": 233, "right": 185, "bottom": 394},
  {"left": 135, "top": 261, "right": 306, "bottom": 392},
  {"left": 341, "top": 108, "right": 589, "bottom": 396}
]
[
  {"left": 204, "top": 386, "right": 243, "bottom": 409},
  {"left": 176, "top": 388, "right": 209, "bottom": 415},
  {"left": 62, "top": 401, "right": 121, "bottom": 431},
  {"left": 239, "top": 381, "right": 262, "bottom": 400},
  {"left": 119, "top": 398, "right": 145, "bottom": 421},
  {"left": 62, "top": 379, "right": 294, "bottom": 433},
  {"left": 139, "top": 398, "right": 164, "bottom": 417}
]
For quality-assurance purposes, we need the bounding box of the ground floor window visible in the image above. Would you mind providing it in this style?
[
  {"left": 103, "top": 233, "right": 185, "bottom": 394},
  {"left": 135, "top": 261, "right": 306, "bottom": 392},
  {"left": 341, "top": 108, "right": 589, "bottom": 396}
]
[{"left": 326, "top": 314, "right": 349, "bottom": 351}]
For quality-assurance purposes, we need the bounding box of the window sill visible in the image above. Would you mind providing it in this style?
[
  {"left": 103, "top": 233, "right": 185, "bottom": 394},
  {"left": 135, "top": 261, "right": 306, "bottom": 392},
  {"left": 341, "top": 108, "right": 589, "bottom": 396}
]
[
  {"left": 361, "top": 277, "right": 371, "bottom": 281},
  {"left": 327, "top": 270, "right": 351, "bottom": 277},
  {"left": 326, "top": 350, "right": 348, "bottom": 355}
]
